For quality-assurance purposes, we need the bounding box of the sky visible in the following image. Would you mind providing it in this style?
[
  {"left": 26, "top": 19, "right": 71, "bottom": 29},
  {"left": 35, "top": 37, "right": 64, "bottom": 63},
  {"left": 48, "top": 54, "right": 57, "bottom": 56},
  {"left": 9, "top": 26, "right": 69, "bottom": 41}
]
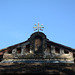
[{"left": 0, "top": 0, "right": 75, "bottom": 49}]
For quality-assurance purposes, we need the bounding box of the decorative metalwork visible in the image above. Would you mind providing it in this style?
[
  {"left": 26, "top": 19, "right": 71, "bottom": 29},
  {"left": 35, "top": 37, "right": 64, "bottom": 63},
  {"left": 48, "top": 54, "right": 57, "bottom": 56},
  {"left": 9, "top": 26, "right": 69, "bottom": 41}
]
[{"left": 33, "top": 22, "right": 44, "bottom": 32}]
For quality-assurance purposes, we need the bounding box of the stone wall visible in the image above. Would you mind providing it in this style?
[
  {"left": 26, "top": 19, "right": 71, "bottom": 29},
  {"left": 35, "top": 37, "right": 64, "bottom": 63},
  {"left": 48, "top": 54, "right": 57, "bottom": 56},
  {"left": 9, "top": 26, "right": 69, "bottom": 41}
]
[
  {"left": 0, "top": 63, "right": 75, "bottom": 74},
  {"left": 2, "top": 44, "right": 74, "bottom": 63},
  {"left": 0, "top": 32, "right": 74, "bottom": 63}
]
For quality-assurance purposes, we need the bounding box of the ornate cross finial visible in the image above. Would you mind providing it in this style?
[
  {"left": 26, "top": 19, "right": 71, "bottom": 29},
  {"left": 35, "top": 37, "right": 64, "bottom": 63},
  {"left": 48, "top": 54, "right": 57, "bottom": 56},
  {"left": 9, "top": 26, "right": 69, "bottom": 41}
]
[{"left": 33, "top": 22, "right": 44, "bottom": 32}]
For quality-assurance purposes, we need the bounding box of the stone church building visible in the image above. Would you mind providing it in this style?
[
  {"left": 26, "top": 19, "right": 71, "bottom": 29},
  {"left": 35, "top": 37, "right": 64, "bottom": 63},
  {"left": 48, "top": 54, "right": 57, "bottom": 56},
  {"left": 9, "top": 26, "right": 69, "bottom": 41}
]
[{"left": 0, "top": 31, "right": 75, "bottom": 63}]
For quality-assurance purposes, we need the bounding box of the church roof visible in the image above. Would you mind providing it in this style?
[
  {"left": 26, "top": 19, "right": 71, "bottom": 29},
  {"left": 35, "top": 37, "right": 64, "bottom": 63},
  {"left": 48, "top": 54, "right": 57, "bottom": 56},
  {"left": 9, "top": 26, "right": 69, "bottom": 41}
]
[{"left": 0, "top": 32, "right": 75, "bottom": 54}]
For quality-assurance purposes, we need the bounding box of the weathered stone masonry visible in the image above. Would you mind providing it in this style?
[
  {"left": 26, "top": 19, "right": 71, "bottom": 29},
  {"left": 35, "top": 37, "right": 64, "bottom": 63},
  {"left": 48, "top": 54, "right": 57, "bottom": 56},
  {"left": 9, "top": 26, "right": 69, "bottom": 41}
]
[{"left": 0, "top": 32, "right": 75, "bottom": 63}]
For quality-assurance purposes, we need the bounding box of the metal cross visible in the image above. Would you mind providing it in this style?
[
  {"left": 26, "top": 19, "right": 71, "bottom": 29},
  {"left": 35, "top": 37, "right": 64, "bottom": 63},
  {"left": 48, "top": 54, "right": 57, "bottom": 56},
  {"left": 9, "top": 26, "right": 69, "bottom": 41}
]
[{"left": 33, "top": 22, "right": 44, "bottom": 32}]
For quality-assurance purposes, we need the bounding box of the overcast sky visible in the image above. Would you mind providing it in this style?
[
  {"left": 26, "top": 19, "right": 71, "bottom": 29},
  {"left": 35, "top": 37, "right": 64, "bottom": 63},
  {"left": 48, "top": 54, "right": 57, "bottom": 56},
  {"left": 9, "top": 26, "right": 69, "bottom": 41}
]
[{"left": 0, "top": 0, "right": 75, "bottom": 49}]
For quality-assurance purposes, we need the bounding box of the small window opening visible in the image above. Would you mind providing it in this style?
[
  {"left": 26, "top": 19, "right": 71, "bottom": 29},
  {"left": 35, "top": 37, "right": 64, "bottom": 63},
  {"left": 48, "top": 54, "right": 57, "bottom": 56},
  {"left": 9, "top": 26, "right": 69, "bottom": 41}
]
[
  {"left": 55, "top": 47, "right": 60, "bottom": 53},
  {"left": 17, "top": 47, "right": 21, "bottom": 53},
  {"left": 26, "top": 44, "right": 30, "bottom": 52},
  {"left": 47, "top": 46, "right": 51, "bottom": 53},
  {"left": 64, "top": 50, "right": 69, "bottom": 54},
  {"left": 8, "top": 50, "right": 12, "bottom": 54}
]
